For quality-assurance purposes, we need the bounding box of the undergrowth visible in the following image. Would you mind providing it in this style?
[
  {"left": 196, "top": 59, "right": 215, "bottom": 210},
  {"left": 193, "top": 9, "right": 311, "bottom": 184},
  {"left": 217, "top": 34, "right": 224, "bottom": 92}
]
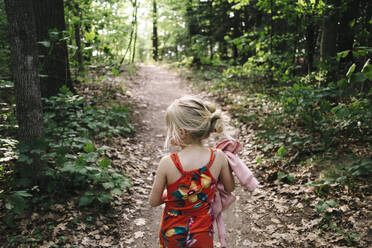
[
  {"left": 0, "top": 82, "right": 134, "bottom": 232},
  {"left": 178, "top": 48, "right": 371, "bottom": 246}
]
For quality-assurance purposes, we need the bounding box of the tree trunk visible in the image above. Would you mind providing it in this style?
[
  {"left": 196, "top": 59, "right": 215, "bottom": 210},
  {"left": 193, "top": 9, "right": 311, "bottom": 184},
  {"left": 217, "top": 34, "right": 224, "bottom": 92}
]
[
  {"left": 5, "top": 0, "right": 44, "bottom": 145},
  {"left": 119, "top": 0, "right": 136, "bottom": 67},
  {"left": 5, "top": 0, "right": 45, "bottom": 185},
  {"left": 305, "top": 15, "right": 315, "bottom": 74},
  {"left": 209, "top": 39, "right": 214, "bottom": 61},
  {"left": 231, "top": 9, "right": 242, "bottom": 63},
  {"left": 152, "top": 0, "right": 159, "bottom": 61},
  {"left": 132, "top": 0, "right": 138, "bottom": 64},
  {"left": 186, "top": 0, "right": 201, "bottom": 65},
  {"left": 33, "top": 0, "right": 73, "bottom": 98},
  {"left": 320, "top": 11, "right": 337, "bottom": 60},
  {"left": 338, "top": 0, "right": 359, "bottom": 52},
  {"left": 74, "top": 4, "right": 83, "bottom": 72}
]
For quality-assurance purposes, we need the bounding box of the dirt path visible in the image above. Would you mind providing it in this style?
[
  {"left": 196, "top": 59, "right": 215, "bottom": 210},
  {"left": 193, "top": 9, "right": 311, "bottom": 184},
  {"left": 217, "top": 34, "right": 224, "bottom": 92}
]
[
  {"left": 118, "top": 64, "right": 264, "bottom": 248},
  {"left": 118, "top": 64, "right": 337, "bottom": 248},
  {"left": 118, "top": 64, "right": 194, "bottom": 247}
]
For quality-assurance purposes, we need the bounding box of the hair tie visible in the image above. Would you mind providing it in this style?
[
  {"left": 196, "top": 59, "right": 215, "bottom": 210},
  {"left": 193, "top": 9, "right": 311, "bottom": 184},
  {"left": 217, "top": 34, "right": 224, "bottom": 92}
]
[{"left": 210, "top": 110, "right": 221, "bottom": 120}]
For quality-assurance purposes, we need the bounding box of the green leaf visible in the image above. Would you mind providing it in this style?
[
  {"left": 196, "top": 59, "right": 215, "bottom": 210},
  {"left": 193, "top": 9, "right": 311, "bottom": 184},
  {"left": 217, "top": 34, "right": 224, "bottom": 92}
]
[
  {"left": 98, "top": 157, "right": 110, "bottom": 168},
  {"left": 346, "top": 63, "right": 356, "bottom": 77},
  {"left": 315, "top": 200, "right": 328, "bottom": 214},
  {"left": 2, "top": 214, "right": 14, "bottom": 227},
  {"left": 5, "top": 202, "right": 13, "bottom": 210},
  {"left": 326, "top": 200, "right": 338, "bottom": 207},
  {"left": 14, "top": 191, "right": 32, "bottom": 198},
  {"left": 350, "top": 72, "right": 367, "bottom": 83},
  {"left": 102, "top": 182, "right": 115, "bottom": 189},
  {"left": 97, "top": 194, "right": 113, "bottom": 204},
  {"left": 78, "top": 195, "right": 94, "bottom": 207},
  {"left": 337, "top": 50, "right": 350, "bottom": 61},
  {"left": 119, "top": 178, "right": 131, "bottom": 189},
  {"left": 361, "top": 59, "right": 370, "bottom": 72},
  {"left": 277, "top": 171, "right": 287, "bottom": 179},
  {"left": 276, "top": 146, "right": 287, "bottom": 157},
  {"left": 84, "top": 152, "right": 99, "bottom": 163},
  {"left": 84, "top": 30, "right": 95, "bottom": 41},
  {"left": 112, "top": 68, "right": 120, "bottom": 76},
  {"left": 287, "top": 174, "right": 295, "bottom": 182},
  {"left": 111, "top": 188, "right": 123, "bottom": 196},
  {"left": 83, "top": 143, "right": 95, "bottom": 153},
  {"left": 38, "top": 41, "right": 51, "bottom": 48},
  {"left": 8, "top": 194, "right": 28, "bottom": 215},
  {"left": 366, "top": 70, "right": 372, "bottom": 80}
]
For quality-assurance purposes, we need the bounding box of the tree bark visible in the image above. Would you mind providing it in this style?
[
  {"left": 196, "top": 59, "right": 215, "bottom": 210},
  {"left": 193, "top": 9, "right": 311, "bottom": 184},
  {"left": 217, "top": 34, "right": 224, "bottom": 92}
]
[
  {"left": 338, "top": 0, "right": 359, "bottom": 52},
  {"left": 152, "top": 0, "right": 159, "bottom": 61},
  {"left": 74, "top": 23, "right": 83, "bottom": 72},
  {"left": 119, "top": 0, "right": 137, "bottom": 67},
  {"left": 4, "top": 0, "right": 44, "bottom": 146},
  {"left": 186, "top": 0, "right": 201, "bottom": 65},
  {"left": 132, "top": 0, "right": 138, "bottom": 64},
  {"left": 320, "top": 11, "right": 337, "bottom": 61},
  {"left": 74, "top": 4, "right": 83, "bottom": 72},
  {"left": 232, "top": 9, "right": 242, "bottom": 62},
  {"left": 305, "top": 16, "right": 315, "bottom": 74},
  {"left": 33, "top": 0, "right": 73, "bottom": 98}
]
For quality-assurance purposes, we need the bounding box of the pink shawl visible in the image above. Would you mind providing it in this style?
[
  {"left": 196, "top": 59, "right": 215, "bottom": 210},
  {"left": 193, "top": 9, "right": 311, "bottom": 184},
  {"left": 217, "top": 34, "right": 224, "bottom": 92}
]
[{"left": 214, "top": 139, "right": 259, "bottom": 247}]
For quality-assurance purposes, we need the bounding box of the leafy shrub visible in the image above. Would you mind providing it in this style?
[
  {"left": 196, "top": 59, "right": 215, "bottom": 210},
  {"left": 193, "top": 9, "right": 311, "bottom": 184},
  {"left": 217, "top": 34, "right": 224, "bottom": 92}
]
[
  {"left": 43, "top": 86, "right": 133, "bottom": 141},
  {"left": 281, "top": 82, "right": 335, "bottom": 133},
  {"left": 1, "top": 88, "right": 134, "bottom": 218}
]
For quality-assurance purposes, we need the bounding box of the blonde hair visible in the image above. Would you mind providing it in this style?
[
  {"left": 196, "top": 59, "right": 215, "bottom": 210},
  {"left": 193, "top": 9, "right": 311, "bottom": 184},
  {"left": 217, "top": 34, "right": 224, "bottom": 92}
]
[{"left": 165, "top": 95, "right": 224, "bottom": 148}]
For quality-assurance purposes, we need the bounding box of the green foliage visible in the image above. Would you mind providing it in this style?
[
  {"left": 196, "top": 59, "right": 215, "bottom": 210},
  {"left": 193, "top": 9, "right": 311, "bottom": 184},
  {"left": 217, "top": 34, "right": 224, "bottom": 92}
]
[
  {"left": 277, "top": 171, "right": 294, "bottom": 183},
  {"left": 1, "top": 88, "right": 134, "bottom": 218},
  {"left": 282, "top": 82, "right": 335, "bottom": 133},
  {"left": 275, "top": 51, "right": 372, "bottom": 150},
  {"left": 3, "top": 190, "right": 32, "bottom": 215},
  {"left": 64, "top": 0, "right": 142, "bottom": 72},
  {"left": 276, "top": 146, "right": 287, "bottom": 158},
  {"left": 315, "top": 199, "right": 338, "bottom": 214},
  {"left": 40, "top": 89, "right": 133, "bottom": 205},
  {"left": 347, "top": 158, "right": 372, "bottom": 177},
  {"left": 42, "top": 88, "right": 133, "bottom": 142}
]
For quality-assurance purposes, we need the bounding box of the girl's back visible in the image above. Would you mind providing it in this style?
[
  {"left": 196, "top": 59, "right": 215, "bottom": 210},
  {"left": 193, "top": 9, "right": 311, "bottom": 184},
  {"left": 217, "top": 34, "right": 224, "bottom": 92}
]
[
  {"left": 165, "top": 146, "right": 225, "bottom": 184},
  {"left": 160, "top": 147, "right": 217, "bottom": 247},
  {"left": 149, "top": 95, "right": 234, "bottom": 248}
]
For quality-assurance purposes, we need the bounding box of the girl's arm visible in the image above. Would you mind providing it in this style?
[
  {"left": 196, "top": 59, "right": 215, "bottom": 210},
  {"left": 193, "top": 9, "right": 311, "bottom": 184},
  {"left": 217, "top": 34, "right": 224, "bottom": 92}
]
[
  {"left": 149, "top": 157, "right": 169, "bottom": 207},
  {"left": 218, "top": 151, "right": 235, "bottom": 193}
]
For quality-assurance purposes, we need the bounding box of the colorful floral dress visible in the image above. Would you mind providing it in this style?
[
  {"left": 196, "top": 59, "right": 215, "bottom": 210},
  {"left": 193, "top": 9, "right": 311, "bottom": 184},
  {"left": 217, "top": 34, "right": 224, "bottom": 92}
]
[{"left": 159, "top": 148, "right": 217, "bottom": 248}]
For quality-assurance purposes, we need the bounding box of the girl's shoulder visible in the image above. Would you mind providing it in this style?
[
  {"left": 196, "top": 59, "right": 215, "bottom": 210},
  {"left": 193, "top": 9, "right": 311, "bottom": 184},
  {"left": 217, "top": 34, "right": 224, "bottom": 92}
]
[
  {"left": 213, "top": 148, "right": 228, "bottom": 166},
  {"left": 158, "top": 154, "right": 174, "bottom": 170}
]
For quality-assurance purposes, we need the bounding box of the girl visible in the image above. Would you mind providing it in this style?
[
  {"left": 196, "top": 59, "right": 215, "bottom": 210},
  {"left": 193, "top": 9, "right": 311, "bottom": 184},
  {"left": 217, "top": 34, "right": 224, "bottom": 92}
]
[{"left": 149, "top": 95, "right": 235, "bottom": 248}]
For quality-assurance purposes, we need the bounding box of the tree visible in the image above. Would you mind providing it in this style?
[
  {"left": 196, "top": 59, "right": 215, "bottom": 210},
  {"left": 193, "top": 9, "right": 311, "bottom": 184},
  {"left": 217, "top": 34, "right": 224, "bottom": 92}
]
[
  {"left": 33, "top": 0, "right": 74, "bottom": 98},
  {"left": 4, "top": 0, "right": 44, "bottom": 165},
  {"left": 0, "top": 0, "right": 11, "bottom": 78},
  {"left": 152, "top": 0, "right": 159, "bottom": 61},
  {"left": 70, "top": 2, "right": 84, "bottom": 72},
  {"left": 118, "top": 0, "right": 138, "bottom": 67},
  {"left": 131, "top": 0, "right": 138, "bottom": 64}
]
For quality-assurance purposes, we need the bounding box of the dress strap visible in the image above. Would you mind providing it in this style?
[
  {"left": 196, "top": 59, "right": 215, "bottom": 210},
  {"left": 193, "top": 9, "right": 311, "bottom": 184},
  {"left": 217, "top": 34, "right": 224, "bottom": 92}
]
[
  {"left": 205, "top": 148, "right": 217, "bottom": 169},
  {"left": 170, "top": 153, "right": 185, "bottom": 174}
]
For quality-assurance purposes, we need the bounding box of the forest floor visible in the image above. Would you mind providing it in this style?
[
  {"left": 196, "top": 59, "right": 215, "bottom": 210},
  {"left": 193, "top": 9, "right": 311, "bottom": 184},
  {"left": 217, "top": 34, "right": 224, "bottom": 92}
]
[{"left": 1, "top": 64, "right": 370, "bottom": 248}]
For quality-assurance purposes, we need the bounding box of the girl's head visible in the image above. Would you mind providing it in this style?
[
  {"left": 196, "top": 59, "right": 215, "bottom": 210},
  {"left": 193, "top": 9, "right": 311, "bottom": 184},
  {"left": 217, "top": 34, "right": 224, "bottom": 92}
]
[{"left": 165, "top": 95, "right": 224, "bottom": 148}]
